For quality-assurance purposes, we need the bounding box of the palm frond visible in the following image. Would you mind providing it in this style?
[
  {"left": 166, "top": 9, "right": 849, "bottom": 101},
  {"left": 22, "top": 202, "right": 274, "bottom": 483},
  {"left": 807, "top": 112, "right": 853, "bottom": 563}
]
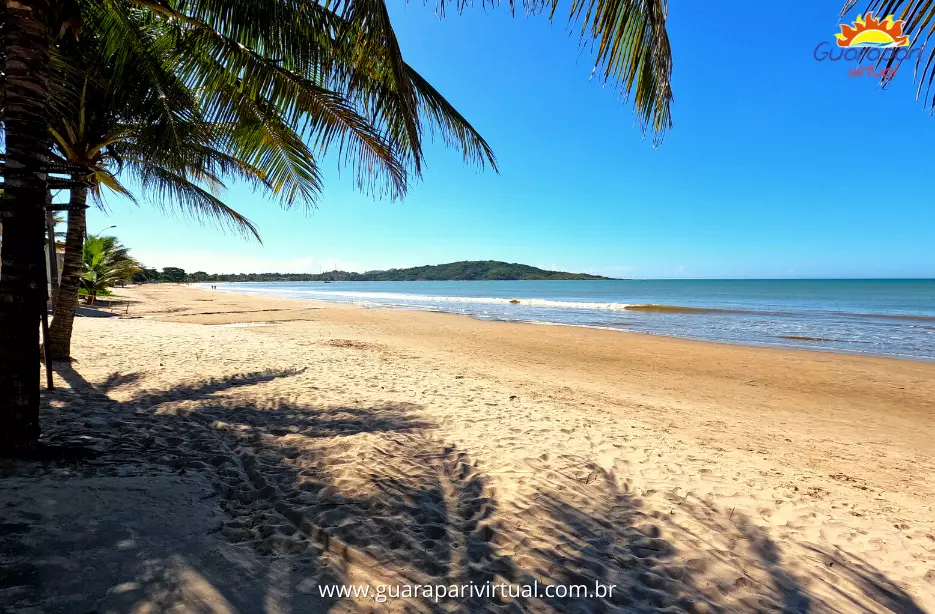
[
  {"left": 93, "top": 169, "right": 139, "bottom": 204},
  {"left": 336, "top": 0, "right": 424, "bottom": 168},
  {"left": 435, "top": 0, "right": 672, "bottom": 141},
  {"left": 135, "top": 0, "right": 495, "bottom": 182},
  {"left": 129, "top": 162, "right": 262, "bottom": 242},
  {"left": 405, "top": 63, "right": 497, "bottom": 170},
  {"left": 173, "top": 26, "right": 406, "bottom": 200},
  {"left": 204, "top": 91, "right": 327, "bottom": 205},
  {"left": 78, "top": 0, "right": 212, "bottom": 154},
  {"left": 44, "top": 0, "right": 501, "bottom": 228}
]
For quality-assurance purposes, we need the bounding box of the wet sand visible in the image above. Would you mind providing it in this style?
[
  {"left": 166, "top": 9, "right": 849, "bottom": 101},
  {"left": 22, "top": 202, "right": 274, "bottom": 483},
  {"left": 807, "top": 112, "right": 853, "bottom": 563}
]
[{"left": 3, "top": 283, "right": 933, "bottom": 613}]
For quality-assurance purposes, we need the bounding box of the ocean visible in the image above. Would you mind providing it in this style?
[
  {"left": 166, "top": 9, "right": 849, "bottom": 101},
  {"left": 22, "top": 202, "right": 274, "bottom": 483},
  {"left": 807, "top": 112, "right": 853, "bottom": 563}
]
[{"left": 209, "top": 279, "right": 935, "bottom": 360}]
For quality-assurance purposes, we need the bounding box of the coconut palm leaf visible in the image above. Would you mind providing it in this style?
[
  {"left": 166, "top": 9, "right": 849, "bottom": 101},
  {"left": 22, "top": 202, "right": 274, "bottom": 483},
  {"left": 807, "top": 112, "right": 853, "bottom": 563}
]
[
  {"left": 405, "top": 64, "right": 498, "bottom": 171},
  {"left": 93, "top": 168, "right": 139, "bottom": 203},
  {"left": 149, "top": 11, "right": 410, "bottom": 199},
  {"left": 47, "top": 31, "right": 265, "bottom": 238},
  {"left": 336, "top": 0, "right": 424, "bottom": 169},
  {"left": 113, "top": 0, "right": 497, "bottom": 184},
  {"left": 126, "top": 163, "right": 262, "bottom": 241},
  {"left": 77, "top": 0, "right": 212, "bottom": 156},
  {"left": 9, "top": 0, "right": 500, "bottom": 201},
  {"left": 435, "top": 0, "right": 672, "bottom": 141}
]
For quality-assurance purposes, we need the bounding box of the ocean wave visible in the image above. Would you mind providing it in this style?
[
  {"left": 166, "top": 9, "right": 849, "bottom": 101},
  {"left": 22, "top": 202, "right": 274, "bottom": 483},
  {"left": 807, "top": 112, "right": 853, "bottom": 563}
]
[
  {"left": 278, "top": 289, "right": 637, "bottom": 311},
  {"left": 230, "top": 289, "right": 796, "bottom": 317},
  {"left": 623, "top": 304, "right": 756, "bottom": 315},
  {"left": 254, "top": 291, "right": 789, "bottom": 315},
  {"left": 833, "top": 311, "right": 935, "bottom": 323},
  {"left": 215, "top": 286, "right": 935, "bottom": 325},
  {"left": 778, "top": 335, "right": 841, "bottom": 342}
]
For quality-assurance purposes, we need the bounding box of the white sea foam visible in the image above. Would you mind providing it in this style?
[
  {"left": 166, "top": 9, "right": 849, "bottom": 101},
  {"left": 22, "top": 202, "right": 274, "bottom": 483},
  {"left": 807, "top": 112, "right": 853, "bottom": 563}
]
[
  {"left": 204, "top": 281, "right": 935, "bottom": 360},
  {"left": 270, "top": 289, "right": 633, "bottom": 311}
]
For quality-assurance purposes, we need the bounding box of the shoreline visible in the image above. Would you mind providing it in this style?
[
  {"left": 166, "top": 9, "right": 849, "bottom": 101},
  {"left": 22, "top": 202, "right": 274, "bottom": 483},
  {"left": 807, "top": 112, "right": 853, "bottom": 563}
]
[
  {"left": 502, "top": 317, "right": 935, "bottom": 364},
  {"left": 202, "top": 283, "right": 935, "bottom": 363},
  {"left": 156, "top": 284, "right": 935, "bottom": 456}
]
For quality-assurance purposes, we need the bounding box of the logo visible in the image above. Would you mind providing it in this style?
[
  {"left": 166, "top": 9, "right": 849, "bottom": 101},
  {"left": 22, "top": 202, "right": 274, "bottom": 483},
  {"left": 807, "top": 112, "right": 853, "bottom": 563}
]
[
  {"left": 814, "top": 11, "right": 920, "bottom": 78},
  {"left": 836, "top": 12, "right": 910, "bottom": 48}
]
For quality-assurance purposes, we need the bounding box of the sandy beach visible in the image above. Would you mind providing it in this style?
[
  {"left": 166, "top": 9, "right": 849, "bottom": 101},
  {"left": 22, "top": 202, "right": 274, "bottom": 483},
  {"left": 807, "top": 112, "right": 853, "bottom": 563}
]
[{"left": 3, "top": 283, "right": 934, "bottom": 613}]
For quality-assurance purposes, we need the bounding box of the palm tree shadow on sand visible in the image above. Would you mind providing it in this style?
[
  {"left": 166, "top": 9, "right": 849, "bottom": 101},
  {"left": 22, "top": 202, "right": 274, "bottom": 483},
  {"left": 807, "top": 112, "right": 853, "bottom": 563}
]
[{"left": 1, "top": 364, "right": 925, "bottom": 613}]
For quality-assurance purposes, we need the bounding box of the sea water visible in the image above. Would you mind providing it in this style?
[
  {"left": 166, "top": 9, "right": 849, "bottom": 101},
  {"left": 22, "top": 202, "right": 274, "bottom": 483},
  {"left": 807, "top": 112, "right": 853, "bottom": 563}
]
[{"left": 209, "top": 279, "right": 935, "bottom": 360}]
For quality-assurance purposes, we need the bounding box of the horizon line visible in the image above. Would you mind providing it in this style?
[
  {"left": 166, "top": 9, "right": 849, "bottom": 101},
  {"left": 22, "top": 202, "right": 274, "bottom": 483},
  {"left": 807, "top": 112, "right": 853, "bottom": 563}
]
[{"left": 180, "top": 275, "right": 935, "bottom": 281}]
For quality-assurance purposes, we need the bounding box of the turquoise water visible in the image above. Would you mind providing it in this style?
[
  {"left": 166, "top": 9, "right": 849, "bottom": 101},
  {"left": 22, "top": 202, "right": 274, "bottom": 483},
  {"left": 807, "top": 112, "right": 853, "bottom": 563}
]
[{"left": 210, "top": 279, "right": 935, "bottom": 360}]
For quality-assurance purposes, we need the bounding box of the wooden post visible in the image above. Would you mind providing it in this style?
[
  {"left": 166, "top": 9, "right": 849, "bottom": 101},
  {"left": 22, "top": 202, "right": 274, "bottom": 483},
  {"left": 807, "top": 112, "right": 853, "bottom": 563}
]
[
  {"left": 40, "top": 307, "right": 53, "bottom": 390},
  {"left": 45, "top": 208, "right": 59, "bottom": 304},
  {"left": 41, "top": 204, "right": 54, "bottom": 390}
]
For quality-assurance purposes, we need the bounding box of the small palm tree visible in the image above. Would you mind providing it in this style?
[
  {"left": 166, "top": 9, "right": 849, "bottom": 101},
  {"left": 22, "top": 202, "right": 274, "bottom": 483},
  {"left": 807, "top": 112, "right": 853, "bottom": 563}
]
[{"left": 79, "top": 235, "right": 141, "bottom": 306}]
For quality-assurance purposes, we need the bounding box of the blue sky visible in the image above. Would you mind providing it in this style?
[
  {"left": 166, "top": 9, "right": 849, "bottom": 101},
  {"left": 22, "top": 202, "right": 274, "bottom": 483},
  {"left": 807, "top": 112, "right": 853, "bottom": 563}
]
[{"left": 87, "top": 1, "right": 935, "bottom": 278}]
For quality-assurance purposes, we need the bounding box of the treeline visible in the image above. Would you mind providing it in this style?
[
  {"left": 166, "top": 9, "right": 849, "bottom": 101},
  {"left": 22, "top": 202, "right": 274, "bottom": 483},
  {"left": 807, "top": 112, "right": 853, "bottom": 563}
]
[
  {"left": 134, "top": 261, "right": 610, "bottom": 283},
  {"left": 133, "top": 267, "right": 189, "bottom": 283}
]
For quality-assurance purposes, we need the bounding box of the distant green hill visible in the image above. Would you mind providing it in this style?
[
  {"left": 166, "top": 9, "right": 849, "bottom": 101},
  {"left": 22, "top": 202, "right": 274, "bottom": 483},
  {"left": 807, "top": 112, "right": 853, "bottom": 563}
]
[
  {"left": 153, "top": 261, "right": 612, "bottom": 283},
  {"left": 343, "top": 261, "right": 610, "bottom": 281}
]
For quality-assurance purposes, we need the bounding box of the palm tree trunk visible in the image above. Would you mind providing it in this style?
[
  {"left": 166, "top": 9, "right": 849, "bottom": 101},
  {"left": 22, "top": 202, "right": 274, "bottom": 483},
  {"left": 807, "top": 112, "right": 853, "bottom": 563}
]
[
  {"left": 48, "top": 185, "right": 87, "bottom": 360},
  {"left": 0, "top": 0, "right": 55, "bottom": 453}
]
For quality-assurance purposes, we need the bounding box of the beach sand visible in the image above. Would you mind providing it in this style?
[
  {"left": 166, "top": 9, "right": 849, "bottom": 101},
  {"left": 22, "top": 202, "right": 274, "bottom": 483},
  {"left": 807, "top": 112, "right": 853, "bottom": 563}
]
[{"left": 3, "top": 283, "right": 934, "bottom": 613}]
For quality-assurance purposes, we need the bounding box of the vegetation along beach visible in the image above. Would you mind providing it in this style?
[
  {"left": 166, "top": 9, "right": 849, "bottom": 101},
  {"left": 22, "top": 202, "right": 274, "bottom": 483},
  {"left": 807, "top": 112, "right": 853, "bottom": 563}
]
[{"left": 2, "top": 0, "right": 934, "bottom": 613}]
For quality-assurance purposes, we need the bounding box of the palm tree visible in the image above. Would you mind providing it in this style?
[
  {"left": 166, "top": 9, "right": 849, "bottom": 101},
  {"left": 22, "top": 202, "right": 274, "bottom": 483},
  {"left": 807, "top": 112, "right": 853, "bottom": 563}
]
[
  {"left": 45, "top": 2, "right": 498, "bottom": 361},
  {"left": 431, "top": 0, "right": 673, "bottom": 138},
  {"left": 79, "top": 234, "right": 140, "bottom": 305},
  {"left": 1, "top": 0, "right": 674, "bottom": 451},
  {"left": 841, "top": 1, "right": 935, "bottom": 108},
  {"left": 45, "top": 35, "right": 270, "bottom": 360}
]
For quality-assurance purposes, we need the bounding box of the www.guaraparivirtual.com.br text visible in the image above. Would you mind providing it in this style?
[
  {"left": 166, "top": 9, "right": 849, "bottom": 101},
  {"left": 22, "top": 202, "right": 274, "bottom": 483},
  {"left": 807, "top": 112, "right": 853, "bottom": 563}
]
[{"left": 317, "top": 581, "right": 618, "bottom": 603}]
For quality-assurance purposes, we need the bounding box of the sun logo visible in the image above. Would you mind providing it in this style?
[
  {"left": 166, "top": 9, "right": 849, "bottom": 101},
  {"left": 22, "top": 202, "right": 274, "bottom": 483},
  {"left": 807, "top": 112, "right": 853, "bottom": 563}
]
[{"left": 836, "top": 12, "right": 911, "bottom": 48}]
